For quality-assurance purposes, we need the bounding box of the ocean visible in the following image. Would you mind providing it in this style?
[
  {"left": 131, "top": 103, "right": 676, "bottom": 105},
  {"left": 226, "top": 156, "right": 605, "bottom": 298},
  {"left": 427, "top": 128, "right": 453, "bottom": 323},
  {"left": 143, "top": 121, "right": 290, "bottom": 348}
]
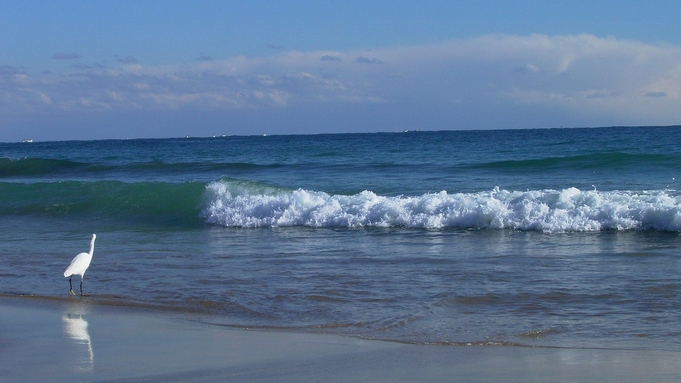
[{"left": 2, "top": 126, "right": 681, "bottom": 350}]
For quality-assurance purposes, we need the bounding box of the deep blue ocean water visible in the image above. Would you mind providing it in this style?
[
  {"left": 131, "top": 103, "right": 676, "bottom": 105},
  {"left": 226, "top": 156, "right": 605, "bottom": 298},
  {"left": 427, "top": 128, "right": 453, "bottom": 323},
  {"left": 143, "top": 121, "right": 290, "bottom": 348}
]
[{"left": 2, "top": 126, "right": 681, "bottom": 349}]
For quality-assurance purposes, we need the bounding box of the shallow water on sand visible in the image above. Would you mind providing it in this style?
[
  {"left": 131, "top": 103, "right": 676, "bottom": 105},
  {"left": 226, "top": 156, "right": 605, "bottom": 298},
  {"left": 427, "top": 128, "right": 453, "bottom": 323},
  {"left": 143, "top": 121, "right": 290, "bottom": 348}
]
[{"left": 3, "top": 215, "right": 681, "bottom": 350}]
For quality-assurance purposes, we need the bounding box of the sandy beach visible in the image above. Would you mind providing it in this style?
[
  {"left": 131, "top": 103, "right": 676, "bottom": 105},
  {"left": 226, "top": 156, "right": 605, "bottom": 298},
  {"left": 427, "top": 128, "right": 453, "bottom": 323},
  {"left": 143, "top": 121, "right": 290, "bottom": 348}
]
[{"left": 0, "top": 296, "right": 680, "bottom": 382}]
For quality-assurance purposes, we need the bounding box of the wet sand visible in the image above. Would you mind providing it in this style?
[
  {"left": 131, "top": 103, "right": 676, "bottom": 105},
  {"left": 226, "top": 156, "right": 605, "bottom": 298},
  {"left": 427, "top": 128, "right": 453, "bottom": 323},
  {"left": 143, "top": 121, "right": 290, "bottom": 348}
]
[{"left": 2, "top": 296, "right": 681, "bottom": 382}]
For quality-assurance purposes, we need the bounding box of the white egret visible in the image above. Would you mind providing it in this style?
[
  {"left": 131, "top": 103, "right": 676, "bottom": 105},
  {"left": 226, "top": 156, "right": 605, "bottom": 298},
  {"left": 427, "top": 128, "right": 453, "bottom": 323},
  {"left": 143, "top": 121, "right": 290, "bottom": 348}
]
[{"left": 64, "top": 234, "right": 97, "bottom": 296}]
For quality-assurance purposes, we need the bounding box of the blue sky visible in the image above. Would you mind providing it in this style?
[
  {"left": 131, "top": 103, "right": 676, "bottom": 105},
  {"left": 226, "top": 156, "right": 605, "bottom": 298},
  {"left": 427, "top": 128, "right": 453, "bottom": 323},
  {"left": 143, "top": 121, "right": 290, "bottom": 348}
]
[{"left": 2, "top": 1, "right": 681, "bottom": 141}]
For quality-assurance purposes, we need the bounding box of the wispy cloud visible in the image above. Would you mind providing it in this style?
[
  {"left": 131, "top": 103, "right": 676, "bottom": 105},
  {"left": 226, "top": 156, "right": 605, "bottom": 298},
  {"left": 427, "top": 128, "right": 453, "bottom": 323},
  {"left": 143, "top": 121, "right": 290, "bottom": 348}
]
[
  {"left": 0, "top": 65, "right": 23, "bottom": 75},
  {"left": 5, "top": 34, "right": 681, "bottom": 139},
  {"left": 72, "top": 63, "right": 105, "bottom": 70},
  {"left": 115, "top": 55, "right": 138, "bottom": 63},
  {"left": 515, "top": 64, "right": 541, "bottom": 74},
  {"left": 355, "top": 56, "right": 384, "bottom": 64},
  {"left": 320, "top": 55, "right": 342, "bottom": 62},
  {"left": 52, "top": 52, "right": 81, "bottom": 60},
  {"left": 645, "top": 91, "right": 667, "bottom": 98}
]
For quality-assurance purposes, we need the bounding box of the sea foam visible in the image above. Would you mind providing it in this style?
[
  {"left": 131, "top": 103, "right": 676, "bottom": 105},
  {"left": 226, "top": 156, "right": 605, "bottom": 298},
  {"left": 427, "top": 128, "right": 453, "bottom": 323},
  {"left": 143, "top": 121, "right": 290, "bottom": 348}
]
[{"left": 202, "top": 181, "right": 681, "bottom": 232}]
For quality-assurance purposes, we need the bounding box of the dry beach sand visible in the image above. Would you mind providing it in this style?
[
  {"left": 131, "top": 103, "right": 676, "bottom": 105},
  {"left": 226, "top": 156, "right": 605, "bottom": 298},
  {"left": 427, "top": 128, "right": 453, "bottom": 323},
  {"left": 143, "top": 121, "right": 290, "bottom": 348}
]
[{"left": 2, "top": 296, "right": 681, "bottom": 382}]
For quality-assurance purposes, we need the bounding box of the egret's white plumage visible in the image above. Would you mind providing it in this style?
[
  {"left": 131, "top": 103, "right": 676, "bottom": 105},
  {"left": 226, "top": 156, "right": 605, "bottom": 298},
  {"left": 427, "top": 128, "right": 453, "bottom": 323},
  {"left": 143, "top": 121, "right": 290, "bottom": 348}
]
[{"left": 64, "top": 234, "right": 96, "bottom": 296}]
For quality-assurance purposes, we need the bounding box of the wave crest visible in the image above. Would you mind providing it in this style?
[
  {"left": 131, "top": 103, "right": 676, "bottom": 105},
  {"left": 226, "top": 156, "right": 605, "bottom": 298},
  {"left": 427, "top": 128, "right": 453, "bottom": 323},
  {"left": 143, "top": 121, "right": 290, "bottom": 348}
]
[{"left": 201, "top": 182, "right": 681, "bottom": 232}]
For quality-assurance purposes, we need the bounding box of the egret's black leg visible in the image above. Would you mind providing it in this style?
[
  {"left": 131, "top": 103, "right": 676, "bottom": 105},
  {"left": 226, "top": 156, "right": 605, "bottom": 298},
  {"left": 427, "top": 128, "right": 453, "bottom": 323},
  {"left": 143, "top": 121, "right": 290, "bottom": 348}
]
[
  {"left": 69, "top": 276, "right": 75, "bottom": 295},
  {"left": 79, "top": 277, "right": 84, "bottom": 296}
]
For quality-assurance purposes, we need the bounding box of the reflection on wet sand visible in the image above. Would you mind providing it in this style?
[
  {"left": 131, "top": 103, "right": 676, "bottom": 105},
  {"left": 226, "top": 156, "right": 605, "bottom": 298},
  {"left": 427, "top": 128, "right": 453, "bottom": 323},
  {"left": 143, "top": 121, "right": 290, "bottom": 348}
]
[{"left": 62, "top": 302, "right": 94, "bottom": 371}]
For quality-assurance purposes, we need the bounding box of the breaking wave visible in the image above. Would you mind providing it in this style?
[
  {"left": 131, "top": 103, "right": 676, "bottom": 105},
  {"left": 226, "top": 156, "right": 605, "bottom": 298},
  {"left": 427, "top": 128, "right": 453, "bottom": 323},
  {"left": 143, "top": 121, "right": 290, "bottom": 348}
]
[{"left": 202, "top": 181, "right": 681, "bottom": 232}]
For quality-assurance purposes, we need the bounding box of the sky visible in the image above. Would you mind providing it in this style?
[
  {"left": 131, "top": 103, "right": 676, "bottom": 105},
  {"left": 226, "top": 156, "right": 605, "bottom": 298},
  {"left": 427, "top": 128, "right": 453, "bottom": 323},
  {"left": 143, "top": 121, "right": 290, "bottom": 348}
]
[{"left": 1, "top": 1, "right": 681, "bottom": 141}]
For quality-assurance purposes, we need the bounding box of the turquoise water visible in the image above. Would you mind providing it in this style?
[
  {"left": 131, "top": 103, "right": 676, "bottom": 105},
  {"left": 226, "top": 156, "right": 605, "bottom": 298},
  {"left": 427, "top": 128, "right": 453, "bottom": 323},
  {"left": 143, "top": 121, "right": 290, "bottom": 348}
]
[{"left": 2, "top": 127, "right": 681, "bottom": 349}]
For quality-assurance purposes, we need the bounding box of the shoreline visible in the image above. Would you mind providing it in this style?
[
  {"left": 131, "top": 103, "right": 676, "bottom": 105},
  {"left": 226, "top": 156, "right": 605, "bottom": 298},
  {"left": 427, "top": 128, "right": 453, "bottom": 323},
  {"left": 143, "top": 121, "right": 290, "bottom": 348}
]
[{"left": 2, "top": 296, "right": 681, "bottom": 382}]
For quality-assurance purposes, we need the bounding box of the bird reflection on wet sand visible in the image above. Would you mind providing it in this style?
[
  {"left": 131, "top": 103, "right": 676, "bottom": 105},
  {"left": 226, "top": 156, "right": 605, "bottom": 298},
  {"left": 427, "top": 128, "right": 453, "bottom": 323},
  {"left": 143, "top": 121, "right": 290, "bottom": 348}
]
[{"left": 62, "top": 310, "right": 94, "bottom": 371}]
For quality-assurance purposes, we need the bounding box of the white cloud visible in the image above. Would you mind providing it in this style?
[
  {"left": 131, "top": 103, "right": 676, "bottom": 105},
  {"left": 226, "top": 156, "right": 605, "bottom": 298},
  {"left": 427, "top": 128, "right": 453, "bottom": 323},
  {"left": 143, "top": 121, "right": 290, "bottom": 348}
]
[
  {"left": 3, "top": 34, "right": 681, "bottom": 139},
  {"left": 523, "top": 64, "right": 541, "bottom": 73},
  {"left": 39, "top": 92, "right": 52, "bottom": 104}
]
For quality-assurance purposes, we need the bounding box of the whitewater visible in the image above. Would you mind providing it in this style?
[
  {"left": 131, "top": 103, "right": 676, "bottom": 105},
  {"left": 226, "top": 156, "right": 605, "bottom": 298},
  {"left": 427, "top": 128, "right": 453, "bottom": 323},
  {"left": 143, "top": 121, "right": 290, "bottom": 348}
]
[{"left": 202, "top": 182, "right": 681, "bottom": 231}]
